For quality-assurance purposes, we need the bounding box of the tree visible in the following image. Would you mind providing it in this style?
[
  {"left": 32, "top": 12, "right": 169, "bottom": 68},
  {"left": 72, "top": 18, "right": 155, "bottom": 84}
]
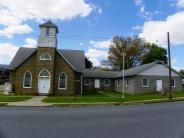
[
  {"left": 142, "top": 44, "right": 167, "bottom": 64},
  {"left": 85, "top": 57, "right": 93, "bottom": 69},
  {"left": 179, "top": 69, "right": 184, "bottom": 75},
  {"left": 102, "top": 36, "right": 167, "bottom": 70}
]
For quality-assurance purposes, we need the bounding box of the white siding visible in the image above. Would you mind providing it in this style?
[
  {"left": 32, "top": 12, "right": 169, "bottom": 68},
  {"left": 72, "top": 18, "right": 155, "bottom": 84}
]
[{"left": 138, "top": 64, "right": 179, "bottom": 76}]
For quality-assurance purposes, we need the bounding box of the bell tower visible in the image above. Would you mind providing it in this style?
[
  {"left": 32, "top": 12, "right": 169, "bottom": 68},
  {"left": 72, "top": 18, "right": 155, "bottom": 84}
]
[
  {"left": 38, "top": 20, "right": 58, "bottom": 48},
  {"left": 36, "top": 20, "right": 59, "bottom": 95}
]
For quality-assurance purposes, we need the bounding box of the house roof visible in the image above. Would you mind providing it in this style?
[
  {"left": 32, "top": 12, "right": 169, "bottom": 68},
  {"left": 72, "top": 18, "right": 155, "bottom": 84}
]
[
  {"left": 39, "top": 21, "right": 59, "bottom": 33},
  {"left": 0, "top": 64, "right": 9, "bottom": 70},
  {"left": 83, "top": 69, "right": 119, "bottom": 78},
  {"left": 116, "top": 61, "right": 183, "bottom": 78},
  {"left": 83, "top": 61, "right": 183, "bottom": 78},
  {"left": 9, "top": 47, "right": 85, "bottom": 72}
]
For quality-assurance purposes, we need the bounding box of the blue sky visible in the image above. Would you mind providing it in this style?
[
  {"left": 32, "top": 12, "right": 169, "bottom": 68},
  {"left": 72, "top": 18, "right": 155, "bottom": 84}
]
[{"left": 0, "top": 0, "right": 184, "bottom": 70}]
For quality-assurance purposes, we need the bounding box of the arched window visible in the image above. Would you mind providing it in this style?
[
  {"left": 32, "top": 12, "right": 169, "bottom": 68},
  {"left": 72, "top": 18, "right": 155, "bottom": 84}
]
[
  {"left": 39, "top": 69, "right": 50, "bottom": 77},
  {"left": 58, "top": 73, "right": 67, "bottom": 89},
  {"left": 40, "top": 52, "right": 51, "bottom": 60},
  {"left": 23, "top": 71, "right": 32, "bottom": 88}
]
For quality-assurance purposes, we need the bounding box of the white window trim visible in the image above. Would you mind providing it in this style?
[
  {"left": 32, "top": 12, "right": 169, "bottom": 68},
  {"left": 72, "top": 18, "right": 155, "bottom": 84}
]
[
  {"left": 39, "top": 69, "right": 50, "bottom": 78},
  {"left": 84, "top": 79, "right": 90, "bottom": 86},
  {"left": 58, "top": 72, "right": 67, "bottom": 90},
  {"left": 40, "top": 52, "right": 52, "bottom": 60},
  {"left": 142, "top": 78, "right": 149, "bottom": 88},
  {"left": 172, "top": 79, "right": 175, "bottom": 88},
  {"left": 104, "top": 79, "right": 110, "bottom": 86},
  {"left": 23, "top": 71, "right": 32, "bottom": 88},
  {"left": 116, "top": 79, "right": 120, "bottom": 86}
]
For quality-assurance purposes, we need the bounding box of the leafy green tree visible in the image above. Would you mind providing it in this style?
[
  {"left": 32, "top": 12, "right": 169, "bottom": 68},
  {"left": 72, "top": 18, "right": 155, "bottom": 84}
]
[
  {"left": 179, "top": 69, "right": 184, "bottom": 75},
  {"left": 85, "top": 57, "right": 93, "bottom": 69},
  {"left": 142, "top": 44, "right": 167, "bottom": 64},
  {"left": 102, "top": 36, "right": 167, "bottom": 70}
]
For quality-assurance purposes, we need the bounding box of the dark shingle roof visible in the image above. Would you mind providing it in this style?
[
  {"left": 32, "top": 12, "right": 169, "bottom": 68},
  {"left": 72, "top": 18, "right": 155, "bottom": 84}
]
[
  {"left": 57, "top": 49, "right": 85, "bottom": 72},
  {"left": 9, "top": 48, "right": 85, "bottom": 72},
  {"left": 116, "top": 61, "right": 183, "bottom": 78},
  {"left": 116, "top": 62, "right": 158, "bottom": 77},
  {"left": 83, "top": 69, "right": 119, "bottom": 78},
  {"left": 0, "top": 64, "right": 9, "bottom": 70},
  {"left": 39, "top": 21, "right": 58, "bottom": 33},
  {"left": 83, "top": 61, "right": 183, "bottom": 78},
  {"left": 9, "top": 47, "right": 36, "bottom": 70}
]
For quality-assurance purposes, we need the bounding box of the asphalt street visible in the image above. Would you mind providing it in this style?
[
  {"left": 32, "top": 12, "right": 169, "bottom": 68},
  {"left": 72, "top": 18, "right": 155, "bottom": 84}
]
[{"left": 1, "top": 102, "right": 184, "bottom": 138}]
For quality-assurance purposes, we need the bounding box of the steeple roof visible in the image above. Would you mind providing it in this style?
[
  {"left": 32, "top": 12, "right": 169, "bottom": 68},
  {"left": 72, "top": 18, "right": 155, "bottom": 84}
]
[{"left": 39, "top": 20, "right": 58, "bottom": 33}]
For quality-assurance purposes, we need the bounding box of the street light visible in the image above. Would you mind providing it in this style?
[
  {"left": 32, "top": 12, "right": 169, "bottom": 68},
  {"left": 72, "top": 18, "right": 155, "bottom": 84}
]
[{"left": 122, "top": 53, "right": 125, "bottom": 99}]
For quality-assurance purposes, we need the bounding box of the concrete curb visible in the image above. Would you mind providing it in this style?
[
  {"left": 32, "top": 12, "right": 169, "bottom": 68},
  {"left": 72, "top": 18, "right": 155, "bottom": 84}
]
[
  {"left": 1, "top": 97, "right": 184, "bottom": 107},
  {"left": 52, "top": 97, "right": 184, "bottom": 107}
]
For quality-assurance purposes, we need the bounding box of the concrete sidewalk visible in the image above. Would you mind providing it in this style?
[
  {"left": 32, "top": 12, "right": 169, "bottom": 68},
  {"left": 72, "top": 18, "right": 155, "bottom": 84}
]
[{"left": 7, "top": 96, "right": 52, "bottom": 107}]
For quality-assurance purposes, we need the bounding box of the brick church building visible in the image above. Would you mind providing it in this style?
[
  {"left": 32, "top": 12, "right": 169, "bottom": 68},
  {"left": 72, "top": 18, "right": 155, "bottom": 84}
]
[{"left": 10, "top": 21, "right": 84, "bottom": 95}]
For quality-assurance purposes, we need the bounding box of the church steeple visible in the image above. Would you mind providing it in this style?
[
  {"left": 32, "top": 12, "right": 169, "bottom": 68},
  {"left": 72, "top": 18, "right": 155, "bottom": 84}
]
[{"left": 38, "top": 20, "right": 58, "bottom": 48}]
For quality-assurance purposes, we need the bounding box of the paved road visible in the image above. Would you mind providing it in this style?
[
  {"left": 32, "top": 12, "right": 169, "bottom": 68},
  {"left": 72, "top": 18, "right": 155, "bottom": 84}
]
[{"left": 1, "top": 102, "right": 184, "bottom": 138}]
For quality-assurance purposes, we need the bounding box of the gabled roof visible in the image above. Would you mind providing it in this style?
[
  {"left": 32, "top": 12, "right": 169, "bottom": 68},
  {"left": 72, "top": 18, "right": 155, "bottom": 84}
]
[
  {"left": 83, "top": 69, "right": 119, "bottom": 78},
  {"left": 9, "top": 47, "right": 37, "bottom": 70},
  {"left": 83, "top": 61, "right": 183, "bottom": 78},
  {"left": 39, "top": 21, "right": 58, "bottom": 33},
  {"left": 116, "top": 61, "right": 183, "bottom": 78},
  {"left": 57, "top": 49, "right": 85, "bottom": 72},
  {"left": 9, "top": 48, "right": 85, "bottom": 72}
]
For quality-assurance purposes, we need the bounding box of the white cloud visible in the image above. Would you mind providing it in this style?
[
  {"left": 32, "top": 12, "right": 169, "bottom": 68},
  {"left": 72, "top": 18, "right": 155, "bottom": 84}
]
[
  {"left": 0, "top": 43, "right": 19, "bottom": 64},
  {"left": 132, "top": 25, "right": 143, "bottom": 31},
  {"left": 0, "top": 0, "right": 94, "bottom": 37},
  {"left": 177, "top": 0, "right": 184, "bottom": 8},
  {"left": 133, "top": 0, "right": 143, "bottom": 6},
  {"left": 139, "top": 11, "right": 184, "bottom": 46},
  {"left": 0, "top": 37, "right": 37, "bottom": 64},
  {"left": 23, "top": 38, "right": 37, "bottom": 48},
  {"left": 98, "top": 8, "right": 103, "bottom": 14},
  {"left": 86, "top": 48, "right": 108, "bottom": 59},
  {"left": 133, "top": 0, "right": 160, "bottom": 20},
  {"left": 79, "top": 42, "right": 84, "bottom": 46},
  {"left": 86, "top": 39, "right": 112, "bottom": 66},
  {"left": 89, "top": 39, "right": 112, "bottom": 49},
  {"left": 0, "top": 24, "right": 32, "bottom": 38},
  {"left": 85, "top": 48, "right": 108, "bottom": 66}
]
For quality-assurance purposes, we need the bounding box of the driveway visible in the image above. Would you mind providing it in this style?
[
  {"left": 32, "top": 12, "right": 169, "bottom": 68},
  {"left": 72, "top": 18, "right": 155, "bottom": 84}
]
[{"left": 1, "top": 102, "right": 184, "bottom": 138}]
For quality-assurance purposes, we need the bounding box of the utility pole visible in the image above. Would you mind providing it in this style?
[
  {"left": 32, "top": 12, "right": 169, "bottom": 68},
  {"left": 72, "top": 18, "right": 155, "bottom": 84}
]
[
  {"left": 122, "top": 53, "right": 125, "bottom": 99},
  {"left": 167, "top": 32, "right": 172, "bottom": 100}
]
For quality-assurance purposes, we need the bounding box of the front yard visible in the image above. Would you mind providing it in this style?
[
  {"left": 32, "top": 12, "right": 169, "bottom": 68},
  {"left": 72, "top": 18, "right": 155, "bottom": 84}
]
[
  {"left": 43, "top": 91, "right": 184, "bottom": 104},
  {"left": 0, "top": 95, "right": 32, "bottom": 102}
]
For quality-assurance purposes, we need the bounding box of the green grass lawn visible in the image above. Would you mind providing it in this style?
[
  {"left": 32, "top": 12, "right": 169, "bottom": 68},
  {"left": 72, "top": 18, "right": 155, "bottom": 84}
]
[
  {"left": 0, "top": 95, "right": 32, "bottom": 102},
  {"left": 43, "top": 91, "right": 184, "bottom": 104}
]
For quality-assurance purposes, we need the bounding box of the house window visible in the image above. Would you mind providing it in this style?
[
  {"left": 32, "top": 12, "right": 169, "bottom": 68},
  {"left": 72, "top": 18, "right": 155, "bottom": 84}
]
[
  {"left": 58, "top": 73, "right": 67, "bottom": 89},
  {"left": 117, "top": 79, "right": 120, "bottom": 86},
  {"left": 40, "top": 52, "right": 51, "bottom": 60},
  {"left": 172, "top": 79, "right": 175, "bottom": 87},
  {"left": 46, "top": 28, "right": 50, "bottom": 36},
  {"left": 104, "top": 79, "right": 110, "bottom": 86},
  {"left": 23, "top": 71, "right": 32, "bottom": 88},
  {"left": 84, "top": 79, "right": 90, "bottom": 85},
  {"left": 142, "top": 78, "right": 149, "bottom": 87},
  {"left": 126, "top": 79, "right": 129, "bottom": 86}
]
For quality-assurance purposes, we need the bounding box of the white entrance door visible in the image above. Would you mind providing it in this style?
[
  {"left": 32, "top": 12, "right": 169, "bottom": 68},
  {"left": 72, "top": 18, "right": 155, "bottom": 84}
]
[
  {"left": 38, "top": 78, "right": 50, "bottom": 94},
  {"left": 156, "top": 80, "right": 162, "bottom": 92},
  {"left": 95, "top": 79, "right": 100, "bottom": 88}
]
